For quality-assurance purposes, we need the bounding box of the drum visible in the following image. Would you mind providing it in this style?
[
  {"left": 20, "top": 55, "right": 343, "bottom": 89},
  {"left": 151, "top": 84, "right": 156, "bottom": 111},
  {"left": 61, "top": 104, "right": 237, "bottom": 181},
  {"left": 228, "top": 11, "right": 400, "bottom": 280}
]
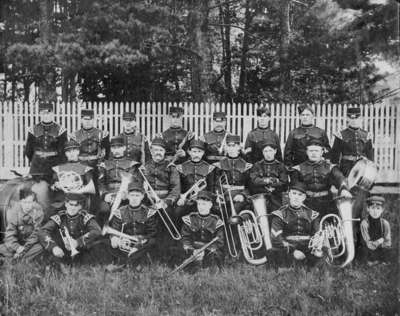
[{"left": 347, "top": 158, "right": 378, "bottom": 191}]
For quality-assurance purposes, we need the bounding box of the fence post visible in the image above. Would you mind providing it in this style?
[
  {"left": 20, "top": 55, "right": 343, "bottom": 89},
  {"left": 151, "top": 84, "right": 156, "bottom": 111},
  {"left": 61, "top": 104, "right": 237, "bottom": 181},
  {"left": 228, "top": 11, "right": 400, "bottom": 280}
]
[
  {"left": 396, "top": 103, "right": 400, "bottom": 182},
  {"left": 4, "top": 103, "right": 14, "bottom": 172}
]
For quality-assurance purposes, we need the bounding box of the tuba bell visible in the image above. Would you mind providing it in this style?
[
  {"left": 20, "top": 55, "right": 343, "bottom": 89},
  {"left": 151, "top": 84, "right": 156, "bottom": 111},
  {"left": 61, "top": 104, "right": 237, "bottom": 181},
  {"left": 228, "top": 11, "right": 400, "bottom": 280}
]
[{"left": 347, "top": 157, "right": 378, "bottom": 191}]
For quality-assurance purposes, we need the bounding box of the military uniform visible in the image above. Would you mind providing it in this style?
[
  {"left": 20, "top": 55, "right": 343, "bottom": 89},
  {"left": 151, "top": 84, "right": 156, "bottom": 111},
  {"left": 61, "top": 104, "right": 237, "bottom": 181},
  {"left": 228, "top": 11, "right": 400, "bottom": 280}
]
[
  {"left": 119, "top": 131, "right": 150, "bottom": 164},
  {"left": 249, "top": 159, "right": 288, "bottom": 210},
  {"left": 0, "top": 201, "right": 44, "bottom": 261},
  {"left": 162, "top": 127, "right": 193, "bottom": 164},
  {"left": 25, "top": 121, "right": 67, "bottom": 181},
  {"left": 200, "top": 130, "right": 229, "bottom": 164}
]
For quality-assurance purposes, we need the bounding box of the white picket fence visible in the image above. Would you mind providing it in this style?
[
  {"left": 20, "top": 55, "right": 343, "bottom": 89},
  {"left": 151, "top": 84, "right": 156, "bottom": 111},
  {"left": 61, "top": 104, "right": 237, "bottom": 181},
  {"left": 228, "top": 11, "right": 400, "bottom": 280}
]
[{"left": 0, "top": 101, "right": 399, "bottom": 183}]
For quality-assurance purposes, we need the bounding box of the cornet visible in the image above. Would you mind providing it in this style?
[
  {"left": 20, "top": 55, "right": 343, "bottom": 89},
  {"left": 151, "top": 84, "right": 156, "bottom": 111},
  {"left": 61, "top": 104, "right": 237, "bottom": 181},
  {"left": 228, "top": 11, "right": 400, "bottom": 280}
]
[
  {"left": 138, "top": 167, "right": 182, "bottom": 240},
  {"left": 59, "top": 226, "right": 79, "bottom": 258}
]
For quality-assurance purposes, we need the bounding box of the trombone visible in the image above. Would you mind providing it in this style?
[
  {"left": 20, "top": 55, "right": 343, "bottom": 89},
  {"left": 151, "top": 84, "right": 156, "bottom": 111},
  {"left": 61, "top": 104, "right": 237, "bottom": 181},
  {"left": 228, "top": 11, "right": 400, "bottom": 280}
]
[{"left": 138, "top": 167, "right": 182, "bottom": 240}]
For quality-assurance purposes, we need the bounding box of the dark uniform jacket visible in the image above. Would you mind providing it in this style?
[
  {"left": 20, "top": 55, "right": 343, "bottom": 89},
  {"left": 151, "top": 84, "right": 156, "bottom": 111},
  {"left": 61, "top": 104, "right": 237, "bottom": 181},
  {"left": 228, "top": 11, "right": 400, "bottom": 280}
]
[
  {"left": 39, "top": 209, "right": 101, "bottom": 253},
  {"left": 4, "top": 202, "right": 44, "bottom": 252},
  {"left": 109, "top": 204, "right": 158, "bottom": 246},
  {"left": 284, "top": 125, "right": 331, "bottom": 167},
  {"left": 244, "top": 127, "right": 282, "bottom": 163},
  {"left": 271, "top": 204, "right": 319, "bottom": 249},
  {"left": 25, "top": 122, "right": 67, "bottom": 178},
  {"left": 99, "top": 158, "right": 141, "bottom": 194},
  {"left": 330, "top": 127, "right": 374, "bottom": 176},
  {"left": 200, "top": 130, "right": 229, "bottom": 163},
  {"left": 181, "top": 212, "right": 225, "bottom": 252},
  {"left": 176, "top": 160, "right": 216, "bottom": 194},
  {"left": 162, "top": 127, "right": 193, "bottom": 164},
  {"left": 71, "top": 128, "right": 110, "bottom": 165},
  {"left": 118, "top": 130, "right": 150, "bottom": 164},
  {"left": 142, "top": 159, "right": 181, "bottom": 205}
]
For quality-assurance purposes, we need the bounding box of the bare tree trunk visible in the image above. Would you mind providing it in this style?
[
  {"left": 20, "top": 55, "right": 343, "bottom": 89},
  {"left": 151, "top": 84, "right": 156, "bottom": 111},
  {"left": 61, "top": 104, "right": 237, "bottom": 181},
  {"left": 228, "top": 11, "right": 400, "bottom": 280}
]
[
  {"left": 188, "top": 0, "right": 214, "bottom": 102},
  {"left": 220, "top": 3, "right": 233, "bottom": 102},
  {"left": 279, "top": 0, "right": 291, "bottom": 101}
]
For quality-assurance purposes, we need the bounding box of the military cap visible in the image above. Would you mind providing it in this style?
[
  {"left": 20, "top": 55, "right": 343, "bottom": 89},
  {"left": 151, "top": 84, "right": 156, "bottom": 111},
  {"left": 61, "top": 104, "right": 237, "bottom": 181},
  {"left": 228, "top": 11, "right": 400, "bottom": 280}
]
[
  {"left": 260, "top": 140, "right": 278, "bottom": 150},
  {"left": 196, "top": 190, "right": 215, "bottom": 202},
  {"left": 151, "top": 137, "right": 167, "bottom": 149},
  {"left": 347, "top": 107, "right": 361, "bottom": 119},
  {"left": 169, "top": 107, "right": 184, "bottom": 117},
  {"left": 226, "top": 134, "right": 241, "bottom": 144},
  {"left": 64, "top": 139, "right": 80, "bottom": 150},
  {"left": 127, "top": 182, "right": 145, "bottom": 193},
  {"left": 81, "top": 109, "right": 94, "bottom": 119},
  {"left": 38, "top": 102, "right": 53, "bottom": 112},
  {"left": 213, "top": 112, "right": 227, "bottom": 122},
  {"left": 189, "top": 139, "right": 206, "bottom": 150},
  {"left": 297, "top": 104, "right": 314, "bottom": 115},
  {"left": 306, "top": 138, "right": 324, "bottom": 147},
  {"left": 110, "top": 136, "right": 125, "bottom": 147},
  {"left": 366, "top": 195, "right": 385, "bottom": 206},
  {"left": 122, "top": 112, "right": 136, "bottom": 121},
  {"left": 65, "top": 193, "right": 85, "bottom": 202},
  {"left": 289, "top": 182, "right": 307, "bottom": 194},
  {"left": 256, "top": 106, "right": 271, "bottom": 117}
]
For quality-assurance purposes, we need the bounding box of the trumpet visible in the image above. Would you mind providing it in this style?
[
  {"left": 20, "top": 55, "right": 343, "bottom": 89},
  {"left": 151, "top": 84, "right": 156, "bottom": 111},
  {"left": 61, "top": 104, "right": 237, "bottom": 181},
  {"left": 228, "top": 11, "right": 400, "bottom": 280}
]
[
  {"left": 180, "top": 178, "right": 207, "bottom": 203},
  {"left": 59, "top": 226, "right": 79, "bottom": 258},
  {"left": 138, "top": 167, "right": 182, "bottom": 240},
  {"left": 102, "top": 224, "right": 147, "bottom": 256},
  {"left": 308, "top": 196, "right": 359, "bottom": 267}
]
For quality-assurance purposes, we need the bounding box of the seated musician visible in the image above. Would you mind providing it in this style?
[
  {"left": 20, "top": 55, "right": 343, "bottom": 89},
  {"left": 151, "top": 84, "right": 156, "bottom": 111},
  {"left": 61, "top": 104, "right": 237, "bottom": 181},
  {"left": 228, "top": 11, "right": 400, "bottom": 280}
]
[
  {"left": 175, "top": 139, "right": 216, "bottom": 222},
  {"left": 38, "top": 193, "right": 103, "bottom": 266},
  {"left": 360, "top": 196, "right": 393, "bottom": 265},
  {"left": 0, "top": 188, "right": 44, "bottom": 262},
  {"left": 181, "top": 191, "right": 225, "bottom": 272},
  {"left": 103, "top": 182, "right": 158, "bottom": 269},
  {"left": 249, "top": 140, "right": 288, "bottom": 210},
  {"left": 270, "top": 182, "right": 321, "bottom": 267}
]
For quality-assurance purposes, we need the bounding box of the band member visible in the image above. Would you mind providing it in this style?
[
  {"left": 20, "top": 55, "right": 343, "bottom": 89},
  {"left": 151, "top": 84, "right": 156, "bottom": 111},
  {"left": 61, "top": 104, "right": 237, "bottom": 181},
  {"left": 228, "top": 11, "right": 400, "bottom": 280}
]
[
  {"left": 284, "top": 105, "right": 330, "bottom": 167},
  {"left": 181, "top": 191, "right": 225, "bottom": 272},
  {"left": 214, "top": 135, "right": 252, "bottom": 212},
  {"left": 200, "top": 112, "right": 230, "bottom": 164},
  {"left": 175, "top": 139, "right": 217, "bottom": 220},
  {"left": 161, "top": 107, "right": 194, "bottom": 165},
  {"left": 39, "top": 193, "right": 102, "bottom": 265},
  {"left": 0, "top": 188, "right": 44, "bottom": 262},
  {"left": 249, "top": 141, "right": 288, "bottom": 210},
  {"left": 270, "top": 182, "right": 321, "bottom": 267},
  {"left": 103, "top": 183, "right": 158, "bottom": 267},
  {"left": 141, "top": 137, "right": 181, "bottom": 212},
  {"left": 244, "top": 106, "right": 282, "bottom": 163},
  {"left": 360, "top": 196, "right": 392, "bottom": 265},
  {"left": 25, "top": 102, "right": 67, "bottom": 182},
  {"left": 118, "top": 111, "right": 150, "bottom": 164},
  {"left": 52, "top": 139, "right": 95, "bottom": 207},
  {"left": 330, "top": 107, "right": 374, "bottom": 176},
  {"left": 291, "top": 139, "right": 352, "bottom": 217}
]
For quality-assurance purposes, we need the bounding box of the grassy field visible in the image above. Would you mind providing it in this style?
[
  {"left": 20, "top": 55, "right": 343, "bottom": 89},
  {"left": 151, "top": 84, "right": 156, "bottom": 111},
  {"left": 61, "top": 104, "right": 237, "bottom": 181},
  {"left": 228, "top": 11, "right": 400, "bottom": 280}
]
[{"left": 0, "top": 194, "right": 399, "bottom": 316}]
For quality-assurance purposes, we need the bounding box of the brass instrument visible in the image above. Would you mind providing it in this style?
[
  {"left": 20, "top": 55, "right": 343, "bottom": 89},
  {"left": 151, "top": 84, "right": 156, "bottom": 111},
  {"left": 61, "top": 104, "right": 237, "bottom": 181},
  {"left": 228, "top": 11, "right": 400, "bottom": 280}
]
[
  {"left": 180, "top": 178, "right": 207, "bottom": 203},
  {"left": 308, "top": 196, "right": 359, "bottom": 267},
  {"left": 59, "top": 226, "right": 79, "bottom": 258},
  {"left": 107, "top": 171, "right": 133, "bottom": 222},
  {"left": 218, "top": 132, "right": 228, "bottom": 155},
  {"left": 138, "top": 167, "right": 182, "bottom": 240},
  {"left": 168, "top": 131, "right": 194, "bottom": 167},
  {"left": 56, "top": 170, "right": 96, "bottom": 194},
  {"left": 102, "top": 224, "right": 147, "bottom": 257},
  {"left": 347, "top": 157, "right": 378, "bottom": 191}
]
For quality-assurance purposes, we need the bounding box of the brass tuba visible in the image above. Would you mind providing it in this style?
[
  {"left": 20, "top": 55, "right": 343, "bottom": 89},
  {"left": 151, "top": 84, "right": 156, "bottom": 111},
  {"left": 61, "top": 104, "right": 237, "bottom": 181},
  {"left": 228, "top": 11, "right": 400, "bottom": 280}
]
[
  {"left": 309, "top": 196, "right": 358, "bottom": 267},
  {"left": 347, "top": 157, "right": 378, "bottom": 191}
]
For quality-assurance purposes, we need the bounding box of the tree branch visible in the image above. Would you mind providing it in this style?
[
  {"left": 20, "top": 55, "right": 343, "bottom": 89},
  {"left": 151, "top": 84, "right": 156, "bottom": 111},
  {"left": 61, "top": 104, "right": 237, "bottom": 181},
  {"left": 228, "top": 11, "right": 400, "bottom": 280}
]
[{"left": 208, "top": 0, "right": 241, "bottom": 11}]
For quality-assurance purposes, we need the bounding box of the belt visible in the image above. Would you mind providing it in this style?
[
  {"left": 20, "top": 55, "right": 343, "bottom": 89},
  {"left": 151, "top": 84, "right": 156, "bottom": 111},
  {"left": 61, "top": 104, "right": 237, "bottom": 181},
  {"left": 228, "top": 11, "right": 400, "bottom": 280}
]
[
  {"left": 342, "top": 155, "right": 360, "bottom": 161},
  {"left": 306, "top": 190, "right": 329, "bottom": 197},
  {"left": 222, "top": 185, "right": 245, "bottom": 191},
  {"left": 206, "top": 155, "right": 224, "bottom": 161},
  {"left": 155, "top": 190, "right": 169, "bottom": 198},
  {"left": 79, "top": 155, "right": 99, "bottom": 161},
  {"left": 35, "top": 151, "right": 58, "bottom": 158},
  {"left": 286, "top": 235, "right": 311, "bottom": 241}
]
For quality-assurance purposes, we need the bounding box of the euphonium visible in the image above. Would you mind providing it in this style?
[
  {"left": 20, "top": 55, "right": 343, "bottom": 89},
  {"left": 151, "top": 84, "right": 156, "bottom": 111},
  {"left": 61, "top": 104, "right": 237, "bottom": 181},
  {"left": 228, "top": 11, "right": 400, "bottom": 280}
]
[{"left": 102, "top": 224, "right": 147, "bottom": 256}]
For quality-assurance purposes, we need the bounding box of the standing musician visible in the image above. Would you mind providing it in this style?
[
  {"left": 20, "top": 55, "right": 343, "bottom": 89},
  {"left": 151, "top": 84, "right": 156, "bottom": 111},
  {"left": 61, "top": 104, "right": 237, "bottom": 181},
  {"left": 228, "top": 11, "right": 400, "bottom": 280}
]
[
  {"left": 181, "top": 191, "right": 225, "bottom": 272},
  {"left": 161, "top": 107, "right": 194, "bottom": 165},
  {"left": 39, "top": 193, "right": 103, "bottom": 265},
  {"left": 330, "top": 107, "right": 374, "bottom": 177},
  {"left": 249, "top": 141, "right": 288, "bottom": 210},
  {"left": 0, "top": 188, "right": 44, "bottom": 262},
  {"left": 244, "top": 106, "right": 282, "bottom": 163},
  {"left": 175, "top": 139, "right": 217, "bottom": 222},
  {"left": 200, "top": 112, "right": 230, "bottom": 164},
  {"left": 270, "top": 182, "right": 321, "bottom": 267},
  {"left": 25, "top": 102, "right": 67, "bottom": 183},
  {"left": 284, "top": 104, "right": 330, "bottom": 167},
  {"left": 118, "top": 111, "right": 150, "bottom": 165},
  {"left": 290, "top": 138, "right": 352, "bottom": 217}
]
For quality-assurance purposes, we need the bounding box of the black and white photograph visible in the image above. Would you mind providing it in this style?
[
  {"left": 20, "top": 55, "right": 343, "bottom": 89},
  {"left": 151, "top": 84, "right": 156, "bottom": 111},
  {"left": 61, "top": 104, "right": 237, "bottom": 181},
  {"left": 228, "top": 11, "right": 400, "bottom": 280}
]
[{"left": 0, "top": 0, "right": 399, "bottom": 315}]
